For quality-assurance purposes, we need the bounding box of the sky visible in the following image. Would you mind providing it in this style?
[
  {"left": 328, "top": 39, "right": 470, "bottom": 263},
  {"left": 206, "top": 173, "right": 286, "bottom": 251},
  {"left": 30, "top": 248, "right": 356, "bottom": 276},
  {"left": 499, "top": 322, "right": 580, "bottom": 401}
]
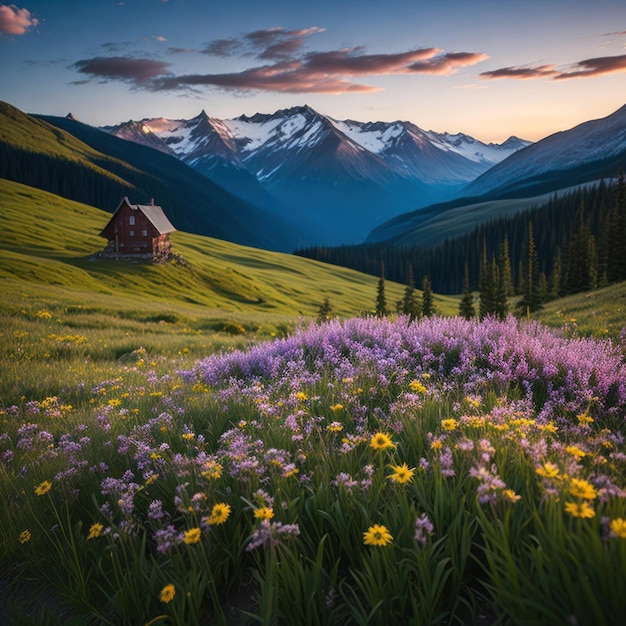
[{"left": 1, "top": 0, "right": 625, "bottom": 143}]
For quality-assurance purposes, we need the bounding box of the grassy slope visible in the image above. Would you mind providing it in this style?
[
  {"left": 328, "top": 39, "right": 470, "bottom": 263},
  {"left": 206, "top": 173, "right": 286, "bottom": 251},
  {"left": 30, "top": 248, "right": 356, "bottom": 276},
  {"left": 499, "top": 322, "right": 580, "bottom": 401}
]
[
  {"left": 536, "top": 282, "right": 626, "bottom": 340},
  {"left": 0, "top": 178, "right": 459, "bottom": 320}
]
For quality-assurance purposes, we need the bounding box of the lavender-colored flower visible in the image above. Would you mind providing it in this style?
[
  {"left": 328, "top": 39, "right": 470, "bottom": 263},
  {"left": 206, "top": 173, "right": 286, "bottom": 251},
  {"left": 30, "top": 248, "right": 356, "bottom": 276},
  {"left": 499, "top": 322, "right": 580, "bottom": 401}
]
[
  {"left": 414, "top": 513, "right": 435, "bottom": 545},
  {"left": 245, "top": 519, "right": 300, "bottom": 551},
  {"left": 148, "top": 499, "right": 167, "bottom": 521}
]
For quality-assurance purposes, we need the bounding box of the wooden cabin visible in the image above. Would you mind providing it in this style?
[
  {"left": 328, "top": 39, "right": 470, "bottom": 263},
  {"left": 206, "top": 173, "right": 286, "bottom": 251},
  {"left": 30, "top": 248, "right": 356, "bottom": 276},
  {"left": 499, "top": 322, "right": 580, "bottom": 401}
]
[{"left": 99, "top": 197, "right": 176, "bottom": 260}]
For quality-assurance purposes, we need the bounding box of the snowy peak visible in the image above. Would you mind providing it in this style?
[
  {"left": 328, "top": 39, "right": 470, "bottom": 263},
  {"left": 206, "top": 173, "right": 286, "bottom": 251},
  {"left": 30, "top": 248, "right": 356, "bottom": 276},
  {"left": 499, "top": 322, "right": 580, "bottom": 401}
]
[{"left": 108, "top": 119, "right": 174, "bottom": 155}]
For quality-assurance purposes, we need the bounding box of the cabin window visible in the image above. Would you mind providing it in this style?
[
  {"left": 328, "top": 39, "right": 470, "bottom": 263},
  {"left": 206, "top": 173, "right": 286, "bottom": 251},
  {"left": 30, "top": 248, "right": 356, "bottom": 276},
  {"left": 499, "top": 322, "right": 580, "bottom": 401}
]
[
  {"left": 129, "top": 230, "right": 135, "bottom": 237},
  {"left": 141, "top": 229, "right": 148, "bottom": 237},
  {"left": 129, "top": 215, "right": 136, "bottom": 225}
]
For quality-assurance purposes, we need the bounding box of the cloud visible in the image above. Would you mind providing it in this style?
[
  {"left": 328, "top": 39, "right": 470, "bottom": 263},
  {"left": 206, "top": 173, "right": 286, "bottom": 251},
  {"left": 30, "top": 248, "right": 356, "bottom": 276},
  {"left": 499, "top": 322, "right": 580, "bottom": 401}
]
[
  {"left": 554, "top": 53, "right": 626, "bottom": 79},
  {"left": 481, "top": 53, "right": 626, "bottom": 81},
  {"left": 201, "top": 37, "right": 240, "bottom": 57},
  {"left": 304, "top": 47, "right": 441, "bottom": 75},
  {"left": 150, "top": 46, "right": 488, "bottom": 94},
  {"left": 407, "top": 51, "right": 490, "bottom": 75},
  {"left": 480, "top": 64, "right": 558, "bottom": 80},
  {"left": 151, "top": 60, "right": 380, "bottom": 94},
  {"left": 71, "top": 26, "right": 488, "bottom": 95},
  {"left": 167, "top": 46, "right": 194, "bottom": 54},
  {"left": 203, "top": 26, "right": 325, "bottom": 60},
  {"left": 71, "top": 56, "right": 171, "bottom": 85},
  {"left": 0, "top": 4, "right": 38, "bottom": 35}
]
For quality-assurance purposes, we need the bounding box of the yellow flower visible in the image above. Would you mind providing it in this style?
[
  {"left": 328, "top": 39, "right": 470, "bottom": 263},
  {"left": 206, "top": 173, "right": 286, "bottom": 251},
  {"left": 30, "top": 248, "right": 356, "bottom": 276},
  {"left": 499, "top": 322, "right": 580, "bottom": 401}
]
[
  {"left": 430, "top": 440, "right": 443, "bottom": 450},
  {"left": 388, "top": 463, "right": 415, "bottom": 484},
  {"left": 565, "top": 446, "right": 586, "bottom": 461},
  {"left": 296, "top": 391, "right": 308, "bottom": 402},
  {"left": 19, "top": 529, "right": 31, "bottom": 544},
  {"left": 330, "top": 403, "right": 344, "bottom": 412},
  {"left": 502, "top": 489, "right": 521, "bottom": 503},
  {"left": 159, "top": 583, "right": 176, "bottom": 603},
  {"left": 536, "top": 462, "right": 560, "bottom": 479},
  {"left": 540, "top": 421, "right": 558, "bottom": 434},
  {"left": 441, "top": 418, "right": 457, "bottom": 432},
  {"left": 207, "top": 503, "right": 231, "bottom": 526},
  {"left": 569, "top": 478, "right": 597, "bottom": 500},
  {"left": 370, "top": 432, "right": 395, "bottom": 450},
  {"left": 408, "top": 380, "right": 426, "bottom": 394},
  {"left": 564, "top": 501, "right": 595, "bottom": 519},
  {"left": 610, "top": 518, "right": 626, "bottom": 538},
  {"left": 183, "top": 527, "right": 201, "bottom": 544},
  {"left": 201, "top": 460, "right": 223, "bottom": 480},
  {"left": 181, "top": 432, "right": 195, "bottom": 440},
  {"left": 87, "top": 523, "right": 104, "bottom": 540},
  {"left": 34, "top": 480, "right": 52, "bottom": 496},
  {"left": 363, "top": 524, "right": 393, "bottom": 547},
  {"left": 577, "top": 413, "right": 594, "bottom": 425},
  {"left": 326, "top": 421, "right": 343, "bottom": 433},
  {"left": 253, "top": 506, "right": 274, "bottom": 520}
]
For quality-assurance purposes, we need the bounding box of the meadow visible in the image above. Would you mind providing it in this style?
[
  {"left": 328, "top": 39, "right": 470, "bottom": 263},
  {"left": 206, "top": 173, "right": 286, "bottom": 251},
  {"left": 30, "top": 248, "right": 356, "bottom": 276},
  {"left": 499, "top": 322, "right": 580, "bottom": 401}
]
[
  {"left": 2, "top": 307, "right": 626, "bottom": 625},
  {"left": 2, "top": 178, "right": 626, "bottom": 624}
]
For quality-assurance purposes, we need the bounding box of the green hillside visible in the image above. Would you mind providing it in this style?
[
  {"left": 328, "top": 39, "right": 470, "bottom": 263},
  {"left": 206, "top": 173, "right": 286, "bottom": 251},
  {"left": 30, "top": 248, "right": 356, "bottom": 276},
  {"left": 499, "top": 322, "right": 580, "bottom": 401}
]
[
  {"left": 1, "top": 178, "right": 461, "bottom": 318},
  {"left": 0, "top": 101, "right": 297, "bottom": 250}
]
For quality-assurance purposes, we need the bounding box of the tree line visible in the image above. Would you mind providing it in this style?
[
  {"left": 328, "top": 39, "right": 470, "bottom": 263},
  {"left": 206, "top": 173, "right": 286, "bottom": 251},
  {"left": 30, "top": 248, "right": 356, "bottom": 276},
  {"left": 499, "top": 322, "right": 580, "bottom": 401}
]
[{"left": 299, "top": 174, "right": 626, "bottom": 315}]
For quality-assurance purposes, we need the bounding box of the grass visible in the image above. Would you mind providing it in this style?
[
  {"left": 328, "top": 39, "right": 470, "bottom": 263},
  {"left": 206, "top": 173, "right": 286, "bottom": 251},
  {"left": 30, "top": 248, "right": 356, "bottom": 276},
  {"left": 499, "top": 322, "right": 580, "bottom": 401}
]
[
  {"left": 0, "top": 177, "right": 460, "bottom": 408},
  {"left": 536, "top": 281, "right": 626, "bottom": 340},
  {"left": 1, "top": 178, "right": 626, "bottom": 624},
  {"left": 1, "top": 315, "right": 625, "bottom": 625}
]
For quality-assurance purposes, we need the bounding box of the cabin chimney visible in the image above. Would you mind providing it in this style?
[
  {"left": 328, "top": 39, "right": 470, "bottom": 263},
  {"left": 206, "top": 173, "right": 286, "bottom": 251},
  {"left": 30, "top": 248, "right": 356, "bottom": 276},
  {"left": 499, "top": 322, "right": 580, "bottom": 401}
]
[{"left": 151, "top": 197, "right": 155, "bottom": 206}]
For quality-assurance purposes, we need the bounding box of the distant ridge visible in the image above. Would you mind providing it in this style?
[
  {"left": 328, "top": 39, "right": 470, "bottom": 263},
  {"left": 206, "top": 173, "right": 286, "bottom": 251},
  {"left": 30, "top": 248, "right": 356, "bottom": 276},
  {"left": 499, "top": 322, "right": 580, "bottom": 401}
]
[{"left": 102, "top": 104, "right": 529, "bottom": 246}]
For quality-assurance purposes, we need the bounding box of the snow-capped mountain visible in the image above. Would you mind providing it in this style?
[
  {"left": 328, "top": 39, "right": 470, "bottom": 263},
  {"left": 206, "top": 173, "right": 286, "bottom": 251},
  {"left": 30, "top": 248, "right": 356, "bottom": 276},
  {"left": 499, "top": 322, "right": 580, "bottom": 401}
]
[
  {"left": 107, "top": 119, "right": 175, "bottom": 155},
  {"left": 463, "top": 104, "right": 626, "bottom": 199},
  {"left": 103, "top": 105, "right": 529, "bottom": 245},
  {"left": 332, "top": 119, "right": 529, "bottom": 186}
]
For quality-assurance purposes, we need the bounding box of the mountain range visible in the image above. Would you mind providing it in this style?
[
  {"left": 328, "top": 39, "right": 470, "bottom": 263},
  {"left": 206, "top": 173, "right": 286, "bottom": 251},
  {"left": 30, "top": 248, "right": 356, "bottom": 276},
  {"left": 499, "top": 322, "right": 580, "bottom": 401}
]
[
  {"left": 2, "top": 99, "right": 625, "bottom": 257},
  {"left": 368, "top": 103, "right": 626, "bottom": 245},
  {"left": 104, "top": 105, "right": 530, "bottom": 245},
  {"left": 0, "top": 101, "right": 299, "bottom": 252}
]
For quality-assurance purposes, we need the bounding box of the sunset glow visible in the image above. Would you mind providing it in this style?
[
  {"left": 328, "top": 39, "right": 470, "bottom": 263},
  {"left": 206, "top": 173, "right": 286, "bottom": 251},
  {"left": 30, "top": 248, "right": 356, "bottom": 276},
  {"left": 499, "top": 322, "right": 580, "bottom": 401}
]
[{"left": 1, "top": 0, "right": 625, "bottom": 141}]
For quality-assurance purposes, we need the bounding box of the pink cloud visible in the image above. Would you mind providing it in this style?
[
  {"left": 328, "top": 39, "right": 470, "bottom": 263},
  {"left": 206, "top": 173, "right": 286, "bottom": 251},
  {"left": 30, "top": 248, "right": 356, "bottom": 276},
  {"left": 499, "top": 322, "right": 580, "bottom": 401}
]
[
  {"left": 407, "top": 51, "right": 490, "bottom": 75},
  {"left": 0, "top": 4, "right": 38, "bottom": 35},
  {"left": 73, "top": 25, "right": 488, "bottom": 95},
  {"left": 151, "top": 60, "right": 380, "bottom": 94},
  {"left": 554, "top": 53, "right": 626, "bottom": 79},
  {"left": 480, "top": 64, "right": 558, "bottom": 80},
  {"left": 304, "top": 47, "right": 442, "bottom": 74},
  {"left": 151, "top": 46, "right": 488, "bottom": 94},
  {"left": 481, "top": 53, "right": 626, "bottom": 81}
]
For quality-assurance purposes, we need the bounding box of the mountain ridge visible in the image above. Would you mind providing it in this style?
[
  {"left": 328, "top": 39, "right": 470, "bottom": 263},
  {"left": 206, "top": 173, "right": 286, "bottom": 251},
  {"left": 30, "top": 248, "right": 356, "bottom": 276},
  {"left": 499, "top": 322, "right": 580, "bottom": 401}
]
[
  {"left": 367, "top": 102, "right": 626, "bottom": 245},
  {"left": 104, "top": 104, "right": 530, "bottom": 245}
]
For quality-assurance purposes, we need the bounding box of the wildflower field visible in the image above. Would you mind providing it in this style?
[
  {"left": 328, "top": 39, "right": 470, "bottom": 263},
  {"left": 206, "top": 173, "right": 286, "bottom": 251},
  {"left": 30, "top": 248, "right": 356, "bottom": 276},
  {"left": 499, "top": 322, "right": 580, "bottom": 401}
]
[{"left": 2, "top": 313, "right": 626, "bottom": 625}]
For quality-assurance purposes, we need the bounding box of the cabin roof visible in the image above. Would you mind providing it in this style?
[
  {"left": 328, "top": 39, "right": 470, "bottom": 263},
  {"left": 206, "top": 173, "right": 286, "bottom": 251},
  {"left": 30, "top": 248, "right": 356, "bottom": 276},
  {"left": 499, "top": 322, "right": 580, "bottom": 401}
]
[{"left": 99, "top": 197, "right": 176, "bottom": 237}]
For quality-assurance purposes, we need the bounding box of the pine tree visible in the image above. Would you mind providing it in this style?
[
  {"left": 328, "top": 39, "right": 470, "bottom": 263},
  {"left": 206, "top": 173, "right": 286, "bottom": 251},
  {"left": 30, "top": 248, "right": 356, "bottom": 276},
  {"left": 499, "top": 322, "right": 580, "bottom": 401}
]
[
  {"left": 494, "top": 255, "right": 509, "bottom": 319},
  {"left": 606, "top": 168, "right": 626, "bottom": 283},
  {"left": 375, "top": 261, "right": 388, "bottom": 317},
  {"left": 548, "top": 248, "right": 562, "bottom": 300},
  {"left": 517, "top": 221, "right": 543, "bottom": 314},
  {"left": 479, "top": 239, "right": 492, "bottom": 318},
  {"left": 499, "top": 236, "right": 514, "bottom": 297},
  {"left": 421, "top": 275, "right": 435, "bottom": 317},
  {"left": 565, "top": 203, "right": 597, "bottom": 294},
  {"left": 458, "top": 262, "right": 476, "bottom": 319},
  {"left": 400, "top": 264, "right": 419, "bottom": 322},
  {"left": 316, "top": 297, "right": 333, "bottom": 324}
]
